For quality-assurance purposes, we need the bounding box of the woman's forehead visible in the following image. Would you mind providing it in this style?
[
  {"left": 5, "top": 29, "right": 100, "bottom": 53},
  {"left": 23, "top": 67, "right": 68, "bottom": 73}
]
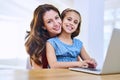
[{"left": 43, "top": 10, "right": 59, "bottom": 20}]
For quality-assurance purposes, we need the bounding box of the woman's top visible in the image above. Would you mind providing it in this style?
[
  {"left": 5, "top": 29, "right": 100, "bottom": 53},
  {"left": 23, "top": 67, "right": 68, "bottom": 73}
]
[{"left": 47, "top": 37, "right": 83, "bottom": 62}]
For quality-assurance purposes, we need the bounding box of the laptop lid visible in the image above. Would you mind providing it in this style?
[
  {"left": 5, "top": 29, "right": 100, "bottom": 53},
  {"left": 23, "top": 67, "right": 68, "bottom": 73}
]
[{"left": 101, "top": 28, "right": 120, "bottom": 74}]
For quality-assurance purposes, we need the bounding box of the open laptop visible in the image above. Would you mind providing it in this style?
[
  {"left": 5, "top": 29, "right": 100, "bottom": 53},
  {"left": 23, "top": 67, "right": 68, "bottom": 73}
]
[{"left": 69, "top": 28, "right": 120, "bottom": 74}]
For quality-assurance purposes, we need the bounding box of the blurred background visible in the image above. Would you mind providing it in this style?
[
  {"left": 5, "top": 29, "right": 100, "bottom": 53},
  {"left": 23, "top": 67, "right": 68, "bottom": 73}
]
[{"left": 0, "top": 0, "right": 120, "bottom": 69}]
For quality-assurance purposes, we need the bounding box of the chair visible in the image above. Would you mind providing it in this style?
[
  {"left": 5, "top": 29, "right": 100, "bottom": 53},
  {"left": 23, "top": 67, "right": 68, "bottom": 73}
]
[{"left": 26, "top": 57, "right": 32, "bottom": 69}]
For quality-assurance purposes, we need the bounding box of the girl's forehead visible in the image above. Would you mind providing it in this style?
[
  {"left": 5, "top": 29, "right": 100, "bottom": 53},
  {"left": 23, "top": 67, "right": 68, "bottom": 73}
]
[
  {"left": 65, "top": 12, "right": 81, "bottom": 19},
  {"left": 66, "top": 11, "right": 79, "bottom": 16}
]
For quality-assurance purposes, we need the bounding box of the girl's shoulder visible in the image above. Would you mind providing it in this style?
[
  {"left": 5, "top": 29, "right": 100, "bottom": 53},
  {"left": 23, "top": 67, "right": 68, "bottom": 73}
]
[
  {"left": 73, "top": 38, "right": 83, "bottom": 46},
  {"left": 73, "top": 38, "right": 82, "bottom": 43},
  {"left": 47, "top": 37, "right": 60, "bottom": 45},
  {"left": 47, "top": 36, "right": 58, "bottom": 42}
]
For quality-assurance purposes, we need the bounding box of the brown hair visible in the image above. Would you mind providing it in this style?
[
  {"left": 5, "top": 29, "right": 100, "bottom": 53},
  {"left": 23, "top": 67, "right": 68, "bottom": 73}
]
[
  {"left": 25, "top": 4, "right": 60, "bottom": 67},
  {"left": 61, "top": 8, "right": 81, "bottom": 38}
]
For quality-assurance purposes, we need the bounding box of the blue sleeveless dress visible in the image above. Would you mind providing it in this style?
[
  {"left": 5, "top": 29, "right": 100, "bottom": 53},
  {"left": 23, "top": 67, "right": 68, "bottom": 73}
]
[{"left": 47, "top": 37, "right": 83, "bottom": 62}]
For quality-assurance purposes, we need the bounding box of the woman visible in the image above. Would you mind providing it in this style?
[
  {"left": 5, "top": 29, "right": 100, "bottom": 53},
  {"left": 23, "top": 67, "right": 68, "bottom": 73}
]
[{"left": 25, "top": 4, "right": 62, "bottom": 69}]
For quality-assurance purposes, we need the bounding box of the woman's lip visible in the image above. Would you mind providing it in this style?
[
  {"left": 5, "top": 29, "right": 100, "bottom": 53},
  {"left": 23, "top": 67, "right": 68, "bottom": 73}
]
[{"left": 53, "top": 26, "right": 61, "bottom": 31}]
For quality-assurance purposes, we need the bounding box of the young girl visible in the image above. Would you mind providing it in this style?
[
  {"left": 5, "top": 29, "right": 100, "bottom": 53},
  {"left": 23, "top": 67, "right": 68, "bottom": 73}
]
[{"left": 46, "top": 8, "right": 97, "bottom": 69}]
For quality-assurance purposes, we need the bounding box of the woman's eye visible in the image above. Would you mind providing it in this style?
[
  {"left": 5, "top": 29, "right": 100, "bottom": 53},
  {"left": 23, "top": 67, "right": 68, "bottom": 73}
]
[
  {"left": 55, "top": 16, "right": 60, "bottom": 20},
  {"left": 47, "top": 20, "right": 51, "bottom": 23}
]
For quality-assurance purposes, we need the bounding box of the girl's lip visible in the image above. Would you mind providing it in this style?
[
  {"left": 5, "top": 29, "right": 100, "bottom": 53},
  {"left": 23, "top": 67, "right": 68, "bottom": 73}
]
[{"left": 66, "top": 25, "right": 73, "bottom": 31}]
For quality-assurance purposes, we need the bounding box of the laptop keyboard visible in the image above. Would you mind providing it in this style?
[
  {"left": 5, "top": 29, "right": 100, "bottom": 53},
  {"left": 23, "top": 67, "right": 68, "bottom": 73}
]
[{"left": 83, "top": 68, "right": 99, "bottom": 71}]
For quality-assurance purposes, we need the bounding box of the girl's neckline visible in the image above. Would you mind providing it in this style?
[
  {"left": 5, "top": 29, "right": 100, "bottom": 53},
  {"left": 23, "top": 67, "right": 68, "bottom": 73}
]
[{"left": 56, "top": 37, "right": 74, "bottom": 47}]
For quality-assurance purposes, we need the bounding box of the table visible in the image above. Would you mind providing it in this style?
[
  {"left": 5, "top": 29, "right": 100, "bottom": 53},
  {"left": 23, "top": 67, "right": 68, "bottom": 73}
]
[{"left": 0, "top": 69, "right": 120, "bottom": 80}]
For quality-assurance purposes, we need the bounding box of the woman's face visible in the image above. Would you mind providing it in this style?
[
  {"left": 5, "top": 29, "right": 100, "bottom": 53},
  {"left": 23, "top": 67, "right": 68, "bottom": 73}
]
[{"left": 43, "top": 10, "right": 62, "bottom": 37}]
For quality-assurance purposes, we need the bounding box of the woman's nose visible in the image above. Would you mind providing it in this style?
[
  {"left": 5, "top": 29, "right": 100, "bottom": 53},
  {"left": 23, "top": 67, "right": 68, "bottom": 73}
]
[{"left": 53, "top": 20, "right": 59, "bottom": 26}]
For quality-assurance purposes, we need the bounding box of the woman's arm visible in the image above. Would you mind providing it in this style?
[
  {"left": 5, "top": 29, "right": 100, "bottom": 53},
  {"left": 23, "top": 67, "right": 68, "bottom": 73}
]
[{"left": 46, "top": 42, "right": 88, "bottom": 69}]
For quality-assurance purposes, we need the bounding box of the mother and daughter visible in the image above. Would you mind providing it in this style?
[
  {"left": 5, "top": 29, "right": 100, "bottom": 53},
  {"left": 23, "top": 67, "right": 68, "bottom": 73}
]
[{"left": 25, "top": 4, "right": 97, "bottom": 69}]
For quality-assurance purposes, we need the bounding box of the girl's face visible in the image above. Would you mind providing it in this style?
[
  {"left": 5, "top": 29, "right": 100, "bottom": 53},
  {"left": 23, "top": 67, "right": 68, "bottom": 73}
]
[
  {"left": 43, "top": 10, "right": 62, "bottom": 37},
  {"left": 62, "top": 12, "right": 80, "bottom": 34}
]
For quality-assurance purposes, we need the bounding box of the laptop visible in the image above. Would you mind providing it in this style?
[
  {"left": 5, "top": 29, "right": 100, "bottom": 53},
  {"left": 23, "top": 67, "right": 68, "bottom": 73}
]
[{"left": 69, "top": 28, "right": 120, "bottom": 74}]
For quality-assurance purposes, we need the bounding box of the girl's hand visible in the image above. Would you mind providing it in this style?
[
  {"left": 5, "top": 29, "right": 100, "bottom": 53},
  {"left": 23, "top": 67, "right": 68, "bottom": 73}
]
[
  {"left": 85, "top": 58, "right": 97, "bottom": 68},
  {"left": 78, "top": 61, "right": 89, "bottom": 68}
]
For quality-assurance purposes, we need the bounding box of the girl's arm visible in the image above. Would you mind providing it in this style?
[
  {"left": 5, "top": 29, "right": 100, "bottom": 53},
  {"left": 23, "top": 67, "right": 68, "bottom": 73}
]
[
  {"left": 46, "top": 42, "right": 88, "bottom": 69},
  {"left": 80, "top": 47, "right": 91, "bottom": 60},
  {"left": 80, "top": 46, "right": 97, "bottom": 68}
]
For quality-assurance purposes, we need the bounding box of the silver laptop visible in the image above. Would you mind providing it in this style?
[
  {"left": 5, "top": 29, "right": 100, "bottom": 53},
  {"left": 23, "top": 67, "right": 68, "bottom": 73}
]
[{"left": 69, "top": 28, "right": 120, "bottom": 74}]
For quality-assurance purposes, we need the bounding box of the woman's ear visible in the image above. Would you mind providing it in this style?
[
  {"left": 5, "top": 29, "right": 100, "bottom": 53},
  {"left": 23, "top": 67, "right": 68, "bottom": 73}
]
[{"left": 42, "top": 26, "right": 46, "bottom": 30}]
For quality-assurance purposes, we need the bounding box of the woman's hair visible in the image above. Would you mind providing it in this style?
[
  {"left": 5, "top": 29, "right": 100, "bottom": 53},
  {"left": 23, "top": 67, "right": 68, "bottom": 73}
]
[
  {"left": 61, "top": 8, "right": 81, "bottom": 39},
  {"left": 25, "top": 4, "right": 60, "bottom": 67}
]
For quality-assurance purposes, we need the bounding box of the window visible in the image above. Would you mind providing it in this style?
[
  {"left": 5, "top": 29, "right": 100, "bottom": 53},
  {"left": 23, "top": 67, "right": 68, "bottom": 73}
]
[{"left": 104, "top": 6, "right": 120, "bottom": 57}]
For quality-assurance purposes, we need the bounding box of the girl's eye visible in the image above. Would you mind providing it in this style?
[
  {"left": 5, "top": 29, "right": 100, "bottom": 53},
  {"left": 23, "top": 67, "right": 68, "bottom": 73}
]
[
  {"left": 67, "top": 18, "right": 72, "bottom": 21},
  {"left": 74, "top": 21, "right": 78, "bottom": 24},
  {"left": 74, "top": 20, "right": 78, "bottom": 24}
]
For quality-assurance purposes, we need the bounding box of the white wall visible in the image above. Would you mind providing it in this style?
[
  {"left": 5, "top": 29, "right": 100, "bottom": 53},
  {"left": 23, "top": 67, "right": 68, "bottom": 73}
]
[{"left": 74, "top": 0, "right": 104, "bottom": 68}]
